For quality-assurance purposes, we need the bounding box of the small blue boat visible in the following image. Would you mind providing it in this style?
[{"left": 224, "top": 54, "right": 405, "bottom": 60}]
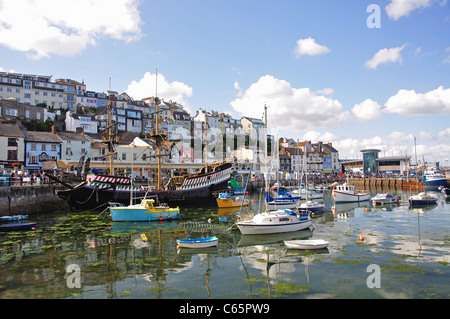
[
  {"left": 109, "top": 199, "right": 180, "bottom": 222},
  {"left": 176, "top": 237, "right": 219, "bottom": 248},
  {"left": 0, "top": 215, "right": 28, "bottom": 222},
  {"left": 0, "top": 222, "right": 36, "bottom": 231}
]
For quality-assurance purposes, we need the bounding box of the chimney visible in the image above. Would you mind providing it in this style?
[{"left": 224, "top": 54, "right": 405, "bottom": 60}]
[{"left": 51, "top": 125, "right": 55, "bottom": 133}]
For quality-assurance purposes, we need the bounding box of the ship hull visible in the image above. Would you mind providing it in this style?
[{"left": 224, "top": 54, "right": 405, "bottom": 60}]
[
  {"left": 57, "top": 180, "right": 228, "bottom": 211},
  {"left": 56, "top": 162, "right": 232, "bottom": 211}
]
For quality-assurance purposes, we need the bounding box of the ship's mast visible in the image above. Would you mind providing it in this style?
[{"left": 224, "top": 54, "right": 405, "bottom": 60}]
[
  {"left": 155, "top": 69, "right": 162, "bottom": 190},
  {"left": 108, "top": 77, "right": 114, "bottom": 174}
]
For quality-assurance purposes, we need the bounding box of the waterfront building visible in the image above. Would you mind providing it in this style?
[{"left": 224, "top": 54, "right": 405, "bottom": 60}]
[
  {"left": 23, "top": 130, "right": 62, "bottom": 172},
  {"left": 377, "top": 156, "right": 411, "bottom": 175},
  {"left": 0, "top": 123, "right": 25, "bottom": 171},
  {"left": 56, "top": 132, "right": 91, "bottom": 163}
]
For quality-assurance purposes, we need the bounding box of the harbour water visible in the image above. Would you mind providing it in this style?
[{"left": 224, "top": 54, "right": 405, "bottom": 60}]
[{"left": 0, "top": 189, "right": 449, "bottom": 299}]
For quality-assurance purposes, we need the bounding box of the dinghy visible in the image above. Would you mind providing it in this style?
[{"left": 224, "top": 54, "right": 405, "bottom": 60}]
[
  {"left": 0, "top": 222, "right": 36, "bottom": 231},
  {"left": 0, "top": 215, "right": 28, "bottom": 222},
  {"left": 176, "top": 237, "right": 219, "bottom": 249}
]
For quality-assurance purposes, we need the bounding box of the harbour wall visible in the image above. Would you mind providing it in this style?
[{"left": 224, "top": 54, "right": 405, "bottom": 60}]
[{"left": 0, "top": 185, "right": 68, "bottom": 215}]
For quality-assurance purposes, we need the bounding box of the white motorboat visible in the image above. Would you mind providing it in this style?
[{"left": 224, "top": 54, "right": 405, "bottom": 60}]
[
  {"left": 332, "top": 183, "right": 370, "bottom": 203},
  {"left": 370, "top": 193, "right": 400, "bottom": 205},
  {"left": 284, "top": 239, "right": 329, "bottom": 250},
  {"left": 236, "top": 209, "right": 312, "bottom": 235},
  {"left": 297, "top": 200, "right": 325, "bottom": 213}
]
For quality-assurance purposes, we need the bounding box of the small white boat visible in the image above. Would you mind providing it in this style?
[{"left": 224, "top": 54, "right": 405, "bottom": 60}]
[
  {"left": 408, "top": 192, "right": 438, "bottom": 206},
  {"left": 441, "top": 187, "right": 450, "bottom": 198},
  {"left": 284, "top": 239, "right": 329, "bottom": 250},
  {"left": 176, "top": 237, "right": 219, "bottom": 249},
  {"left": 332, "top": 183, "right": 370, "bottom": 203},
  {"left": 237, "top": 209, "right": 312, "bottom": 235},
  {"left": 297, "top": 200, "right": 325, "bottom": 213},
  {"left": 370, "top": 193, "right": 400, "bottom": 205}
]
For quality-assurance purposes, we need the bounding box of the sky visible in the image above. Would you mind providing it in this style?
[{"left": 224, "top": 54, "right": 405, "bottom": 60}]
[{"left": 0, "top": 0, "right": 449, "bottom": 165}]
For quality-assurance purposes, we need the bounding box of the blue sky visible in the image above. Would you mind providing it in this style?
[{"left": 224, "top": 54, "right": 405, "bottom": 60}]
[{"left": 0, "top": 0, "right": 449, "bottom": 165}]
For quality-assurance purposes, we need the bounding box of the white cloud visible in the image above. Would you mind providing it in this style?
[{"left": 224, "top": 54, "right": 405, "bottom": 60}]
[
  {"left": 385, "top": 0, "right": 433, "bottom": 20},
  {"left": 365, "top": 45, "right": 407, "bottom": 69},
  {"left": 384, "top": 86, "right": 450, "bottom": 116},
  {"left": 315, "top": 88, "right": 335, "bottom": 96},
  {"left": 294, "top": 37, "right": 330, "bottom": 57},
  {"left": 126, "top": 71, "right": 193, "bottom": 111},
  {"left": 351, "top": 99, "right": 383, "bottom": 122},
  {"left": 231, "top": 75, "right": 350, "bottom": 132},
  {"left": 0, "top": 0, "right": 143, "bottom": 59},
  {"left": 302, "top": 131, "right": 337, "bottom": 144},
  {"left": 438, "top": 128, "right": 450, "bottom": 136}
]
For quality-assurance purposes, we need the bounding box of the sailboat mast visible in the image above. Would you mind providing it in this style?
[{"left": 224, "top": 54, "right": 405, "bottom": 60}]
[
  {"left": 108, "top": 77, "right": 114, "bottom": 175},
  {"left": 263, "top": 103, "right": 268, "bottom": 212},
  {"left": 155, "top": 69, "right": 162, "bottom": 190}
]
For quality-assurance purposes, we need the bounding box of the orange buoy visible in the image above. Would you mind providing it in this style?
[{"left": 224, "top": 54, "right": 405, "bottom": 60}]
[{"left": 359, "top": 234, "right": 364, "bottom": 242}]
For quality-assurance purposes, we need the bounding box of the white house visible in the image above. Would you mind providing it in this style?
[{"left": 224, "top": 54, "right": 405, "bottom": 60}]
[
  {"left": 65, "top": 111, "right": 98, "bottom": 134},
  {"left": 56, "top": 132, "right": 91, "bottom": 162},
  {"left": 0, "top": 123, "right": 25, "bottom": 171}
]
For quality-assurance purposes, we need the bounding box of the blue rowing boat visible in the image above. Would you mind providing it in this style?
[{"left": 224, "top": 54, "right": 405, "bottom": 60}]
[
  {"left": 176, "top": 237, "right": 219, "bottom": 248},
  {"left": 0, "top": 222, "right": 36, "bottom": 231}
]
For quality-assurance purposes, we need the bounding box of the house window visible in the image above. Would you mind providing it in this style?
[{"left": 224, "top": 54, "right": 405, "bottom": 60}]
[
  {"left": 122, "top": 153, "right": 126, "bottom": 161},
  {"left": 31, "top": 143, "right": 37, "bottom": 151},
  {"left": 7, "top": 150, "right": 18, "bottom": 160},
  {"left": 8, "top": 138, "right": 17, "bottom": 146},
  {"left": 51, "top": 144, "right": 57, "bottom": 151},
  {"left": 41, "top": 144, "right": 46, "bottom": 151},
  {"left": 29, "top": 155, "right": 38, "bottom": 164}
]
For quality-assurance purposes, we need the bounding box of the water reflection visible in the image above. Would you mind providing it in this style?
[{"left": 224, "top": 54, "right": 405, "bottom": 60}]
[{"left": 0, "top": 190, "right": 449, "bottom": 299}]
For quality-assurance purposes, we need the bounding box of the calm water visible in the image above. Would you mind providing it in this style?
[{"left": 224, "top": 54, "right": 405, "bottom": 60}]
[{"left": 0, "top": 189, "right": 449, "bottom": 299}]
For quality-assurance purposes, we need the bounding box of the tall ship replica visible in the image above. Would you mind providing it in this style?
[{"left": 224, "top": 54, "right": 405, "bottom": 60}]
[{"left": 55, "top": 81, "right": 231, "bottom": 211}]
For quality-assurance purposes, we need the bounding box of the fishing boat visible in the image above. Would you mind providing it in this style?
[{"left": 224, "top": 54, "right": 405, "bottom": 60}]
[
  {"left": 216, "top": 192, "right": 249, "bottom": 208},
  {"left": 332, "top": 182, "right": 370, "bottom": 203},
  {"left": 176, "top": 237, "right": 219, "bottom": 248},
  {"left": 0, "top": 215, "right": 28, "bottom": 222},
  {"left": 408, "top": 192, "right": 438, "bottom": 206},
  {"left": 236, "top": 209, "right": 312, "bottom": 235},
  {"left": 0, "top": 222, "right": 36, "bottom": 231},
  {"left": 284, "top": 239, "right": 329, "bottom": 250},
  {"left": 423, "top": 168, "right": 446, "bottom": 188},
  {"left": 109, "top": 199, "right": 180, "bottom": 222},
  {"left": 370, "top": 193, "right": 400, "bottom": 205}
]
